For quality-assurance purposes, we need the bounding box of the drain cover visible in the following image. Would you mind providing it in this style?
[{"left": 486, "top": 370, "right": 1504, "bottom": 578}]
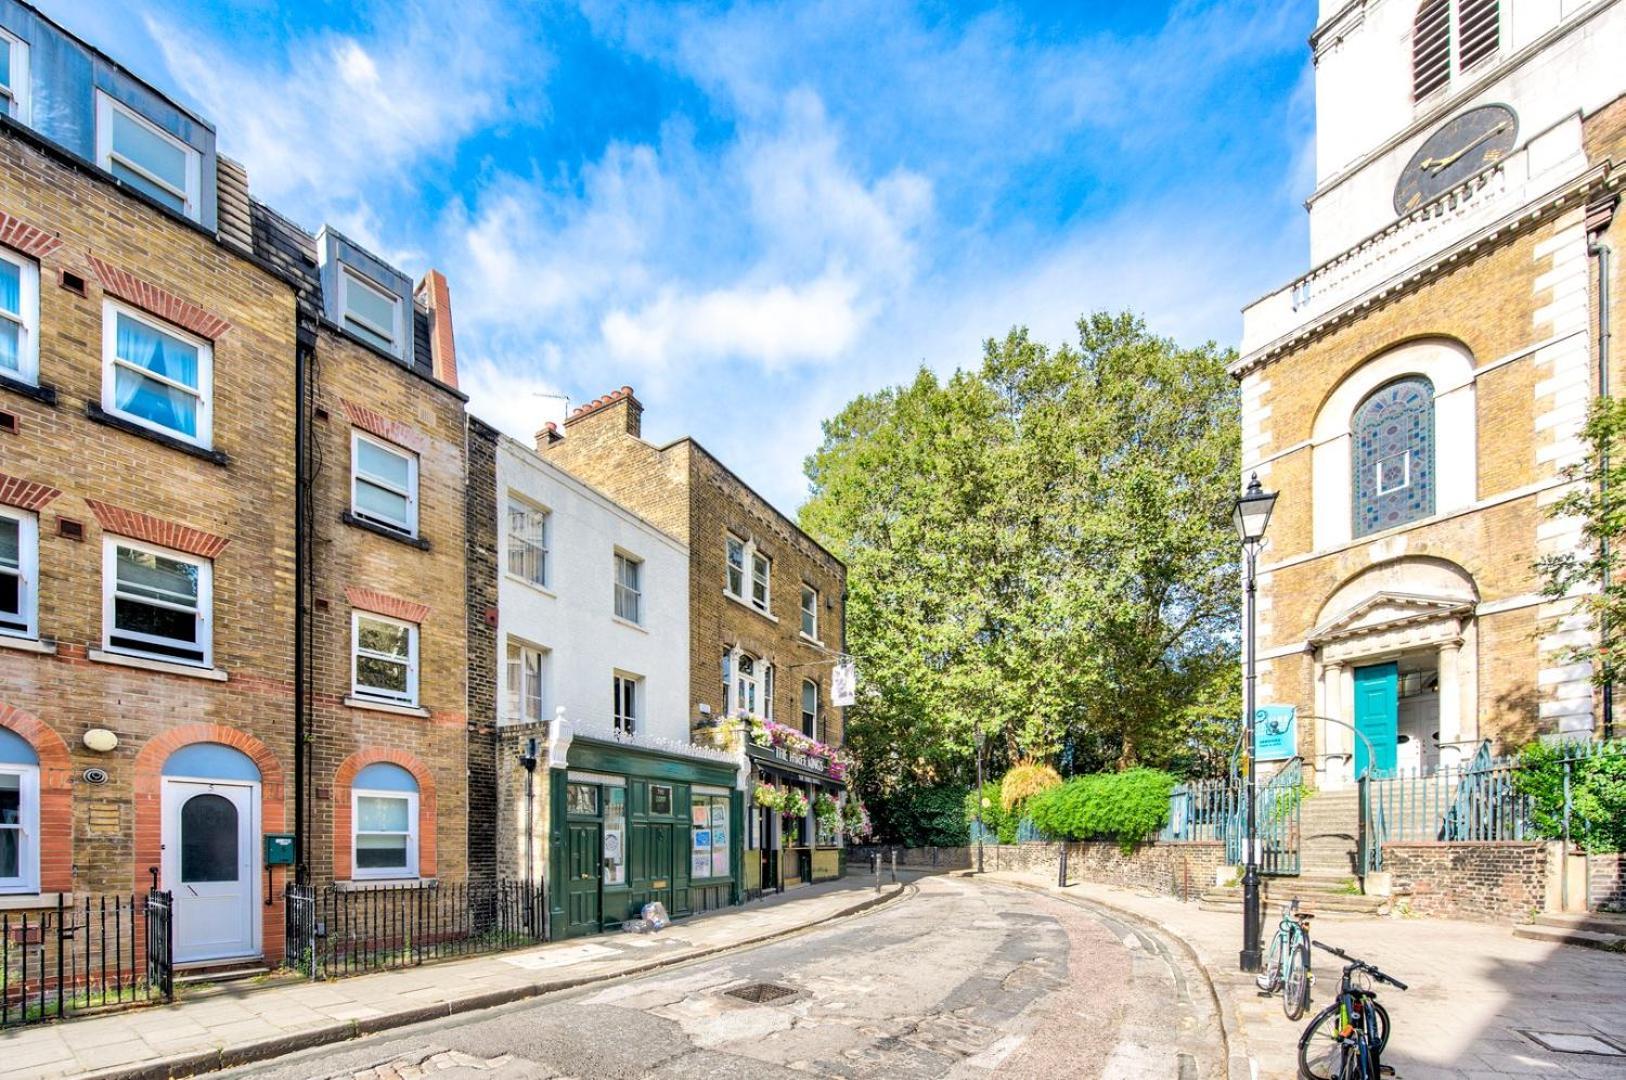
[
  {"left": 725, "top": 981, "right": 799, "bottom": 1004},
  {"left": 1519, "top": 1031, "right": 1626, "bottom": 1057}
]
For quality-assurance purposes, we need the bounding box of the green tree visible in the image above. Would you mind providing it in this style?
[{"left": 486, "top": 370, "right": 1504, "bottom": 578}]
[{"left": 801, "top": 311, "right": 1241, "bottom": 794}]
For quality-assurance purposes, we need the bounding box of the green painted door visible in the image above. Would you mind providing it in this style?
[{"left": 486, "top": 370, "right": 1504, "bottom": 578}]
[
  {"left": 564, "top": 822, "right": 602, "bottom": 937},
  {"left": 649, "top": 822, "right": 673, "bottom": 912},
  {"left": 1354, "top": 662, "right": 1399, "bottom": 778}
]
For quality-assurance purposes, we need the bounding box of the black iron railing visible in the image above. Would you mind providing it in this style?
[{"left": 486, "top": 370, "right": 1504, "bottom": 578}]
[
  {"left": 285, "top": 880, "right": 545, "bottom": 980},
  {"left": 1, "top": 891, "right": 173, "bottom": 1027}
]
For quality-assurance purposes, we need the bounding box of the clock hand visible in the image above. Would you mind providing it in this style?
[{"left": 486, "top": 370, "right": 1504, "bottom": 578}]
[{"left": 1421, "top": 121, "right": 1509, "bottom": 174}]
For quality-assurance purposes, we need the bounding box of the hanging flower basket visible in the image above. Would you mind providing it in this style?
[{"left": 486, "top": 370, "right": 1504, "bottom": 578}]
[
  {"left": 781, "top": 789, "right": 809, "bottom": 819},
  {"left": 753, "top": 782, "right": 784, "bottom": 811}
]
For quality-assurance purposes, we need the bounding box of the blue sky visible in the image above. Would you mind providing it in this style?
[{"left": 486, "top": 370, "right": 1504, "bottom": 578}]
[{"left": 52, "top": 0, "right": 1317, "bottom": 514}]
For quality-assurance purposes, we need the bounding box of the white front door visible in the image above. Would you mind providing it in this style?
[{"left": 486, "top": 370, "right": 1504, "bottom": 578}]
[{"left": 162, "top": 779, "right": 258, "bottom": 963}]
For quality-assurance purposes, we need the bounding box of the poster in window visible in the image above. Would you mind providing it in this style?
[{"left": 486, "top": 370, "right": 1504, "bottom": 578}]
[
  {"left": 710, "top": 802, "right": 727, "bottom": 828},
  {"left": 691, "top": 801, "right": 708, "bottom": 827},
  {"left": 692, "top": 852, "right": 710, "bottom": 878},
  {"left": 650, "top": 785, "right": 672, "bottom": 815},
  {"left": 711, "top": 827, "right": 726, "bottom": 851},
  {"left": 694, "top": 829, "right": 711, "bottom": 849},
  {"left": 711, "top": 844, "right": 729, "bottom": 877}
]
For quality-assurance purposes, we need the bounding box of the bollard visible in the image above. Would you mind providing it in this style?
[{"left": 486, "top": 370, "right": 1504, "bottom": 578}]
[
  {"left": 890, "top": 849, "right": 897, "bottom": 884},
  {"left": 873, "top": 852, "right": 880, "bottom": 891},
  {"left": 1058, "top": 843, "right": 1068, "bottom": 888}
]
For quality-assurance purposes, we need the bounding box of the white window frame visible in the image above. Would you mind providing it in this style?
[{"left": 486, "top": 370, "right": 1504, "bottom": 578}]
[
  {"left": 350, "top": 431, "right": 419, "bottom": 537},
  {"left": 751, "top": 552, "right": 771, "bottom": 613},
  {"left": 763, "top": 662, "right": 774, "bottom": 721},
  {"left": 505, "top": 639, "right": 548, "bottom": 724},
  {"left": 94, "top": 92, "right": 201, "bottom": 221},
  {"left": 102, "top": 536, "right": 213, "bottom": 667},
  {"left": 801, "top": 679, "right": 819, "bottom": 738},
  {"left": 0, "top": 245, "right": 39, "bottom": 387},
  {"left": 725, "top": 534, "right": 747, "bottom": 599},
  {"left": 0, "top": 27, "right": 31, "bottom": 126},
  {"left": 725, "top": 534, "right": 772, "bottom": 615},
  {"left": 351, "top": 611, "right": 419, "bottom": 707},
  {"left": 0, "top": 506, "right": 37, "bottom": 641},
  {"left": 101, "top": 300, "right": 214, "bottom": 448},
  {"left": 338, "top": 266, "right": 403, "bottom": 353},
  {"left": 800, "top": 584, "right": 818, "bottom": 641},
  {"left": 0, "top": 762, "right": 39, "bottom": 894},
  {"left": 614, "top": 551, "right": 642, "bottom": 625},
  {"left": 730, "top": 650, "right": 761, "bottom": 717},
  {"left": 351, "top": 787, "right": 419, "bottom": 881},
  {"left": 613, "top": 672, "right": 641, "bottom": 734},
  {"left": 506, "top": 497, "right": 550, "bottom": 589}
]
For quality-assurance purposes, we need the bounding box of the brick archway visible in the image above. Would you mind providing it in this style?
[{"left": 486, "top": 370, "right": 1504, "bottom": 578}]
[
  {"left": 0, "top": 701, "right": 73, "bottom": 892},
  {"left": 334, "top": 749, "right": 437, "bottom": 881},
  {"left": 132, "top": 723, "right": 287, "bottom": 960}
]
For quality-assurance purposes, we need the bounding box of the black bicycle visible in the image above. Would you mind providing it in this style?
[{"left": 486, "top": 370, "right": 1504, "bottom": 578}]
[{"left": 1297, "top": 941, "right": 1406, "bottom": 1079}]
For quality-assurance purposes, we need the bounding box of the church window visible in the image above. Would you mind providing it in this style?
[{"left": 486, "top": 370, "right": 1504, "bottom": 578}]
[{"left": 1352, "top": 376, "right": 1435, "bottom": 537}]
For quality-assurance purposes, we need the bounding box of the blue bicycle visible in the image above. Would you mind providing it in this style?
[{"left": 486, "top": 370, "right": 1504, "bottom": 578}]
[{"left": 1256, "top": 898, "right": 1314, "bottom": 1020}]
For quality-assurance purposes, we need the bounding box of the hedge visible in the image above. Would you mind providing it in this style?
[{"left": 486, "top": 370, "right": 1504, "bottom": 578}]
[
  {"left": 1515, "top": 739, "right": 1626, "bottom": 853},
  {"left": 1025, "top": 767, "right": 1177, "bottom": 851},
  {"left": 867, "top": 783, "right": 970, "bottom": 847}
]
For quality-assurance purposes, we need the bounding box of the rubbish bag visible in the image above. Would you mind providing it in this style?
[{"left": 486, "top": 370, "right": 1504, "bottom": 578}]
[
  {"left": 621, "top": 918, "right": 652, "bottom": 934},
  {"left": 641, "top": 901, "right": 670, "bottom": 931}
]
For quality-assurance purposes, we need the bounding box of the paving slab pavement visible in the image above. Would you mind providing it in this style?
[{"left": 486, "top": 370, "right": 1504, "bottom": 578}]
[
  {"left": 0, "top": 877, "right": 907, "bottom": 1080},
  {"left": 977, "top": 871, "right": 1626, "bottom": 1079}
]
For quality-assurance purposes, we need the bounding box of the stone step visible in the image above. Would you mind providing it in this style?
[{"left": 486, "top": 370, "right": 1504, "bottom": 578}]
[
  {"left": 1511, "top": 924, "right": 1626, "bottom": 954},
  {"left": 174, "top": 963, "right": 270, "bottom": 987},
  {"left": 1198, "top": 892, "right": 1387, "bottom": 917},
  {"left": 1533, "top": 912, "right": 1626, "bottom": 935}
]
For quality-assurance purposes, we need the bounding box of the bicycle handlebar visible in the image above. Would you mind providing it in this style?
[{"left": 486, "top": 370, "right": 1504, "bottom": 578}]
[{"left": 1312, "top": 940, "right": 1408, "bottom": 991}]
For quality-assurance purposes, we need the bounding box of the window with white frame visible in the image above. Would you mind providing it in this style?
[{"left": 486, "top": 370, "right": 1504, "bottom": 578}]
[
  {"left": 351, "top": 762, "right": 419, "bottom": 880},
  {"left": 102, "top": 302, "right": 212, "bottom": 446},
  {"left": 613, "top": 673, "right": 641, "bottom": 735},
  {"left": 0, "top": 727, "right": 39, "bottom": 894},
  {"left": 104, "top": 538, "right": 211, "bottom": 666},
  {"left": 507, "top": 499, "right": 549, "bottom": 587},
  {"left": 725, "top": 534, "right": 771, "bottom": 614},
  {"left": 800, "top": 585, "right": 818, "bottom": 640},
  {"left": 338, "top": 266, "right": 403, "bottom": 353},
  {"left": 0, "top": 246, "right": 39, "bottom": 384},
  {"left": 351, "top": 432, "right": 419, "bottom": 536},
  {"left": 95, "top": 93, "right": 200, "bottom": 219},
  {"left": 505, "top": 640, "right": 547, "bottom": 723},
  {"left": 751, "top": 552, "right": 771, "bottom": 612},
  {"left": 0, "top": 27, "right": 31, "bottom": 125},
  {"left": 352, "top": 612, "right": 419, "bottom": 706},
  {"left": 729, "top": 650, "right": 773, "bottom": 718},
  {"left": 0, "top": 507, "right": 36, "bottom": 640},
  {"left": 614, "top": 552, "right": 642, "bottom": 624},
  {"left": 725, "top": 535, "right": 746, "bottom": 599},
  {"left": 801, "top": 679, "right": 818, "bottom": 738},
  {"left": 763, "top": 662, "right": 775, "bottom": 720}
]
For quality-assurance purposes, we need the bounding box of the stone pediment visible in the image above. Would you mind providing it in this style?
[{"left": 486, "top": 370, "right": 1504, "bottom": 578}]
[{"left": 1309, "top": 591, "right": 1475, "bottom": 645}]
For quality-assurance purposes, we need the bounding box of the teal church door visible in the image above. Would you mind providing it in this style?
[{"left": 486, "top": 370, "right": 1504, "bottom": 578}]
[{"left": 1353, "top": 662, "right": 1399, "bottom": 778}]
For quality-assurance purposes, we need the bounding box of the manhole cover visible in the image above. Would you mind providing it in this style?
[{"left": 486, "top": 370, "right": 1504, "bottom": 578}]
[
  {"left": 724, "top": 981, "right": 799, "bottom": 1004},
  {"left": 1519, "top": 1031, "right": 1626, "bottom": 1057}
]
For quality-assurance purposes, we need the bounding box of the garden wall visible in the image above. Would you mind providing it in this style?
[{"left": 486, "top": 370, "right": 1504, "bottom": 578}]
[
  {"left": 1590, "top": 852, "right": 1626, "bottom": 912},
  {"left": 1382, "top": 842, "right": 1549, "bottom": 924},
  {"left": 848, "top": 840, "right": 1223, "bottom": 901}
]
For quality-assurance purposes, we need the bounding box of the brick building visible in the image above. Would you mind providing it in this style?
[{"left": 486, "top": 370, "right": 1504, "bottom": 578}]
[
  {"left": 0, "top": 0, "right": 300, "bottom": 963},
  {"left": 541, "top": 388, "right": 849, "bottom": 896},
  {"left": 1238, "top": 0, "right": 1625, "bottom": 790}
]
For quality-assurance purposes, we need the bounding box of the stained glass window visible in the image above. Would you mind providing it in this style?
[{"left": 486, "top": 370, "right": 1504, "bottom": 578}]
[{"left": 1352, "top": 376, "right": 1435, "bottom": 537}]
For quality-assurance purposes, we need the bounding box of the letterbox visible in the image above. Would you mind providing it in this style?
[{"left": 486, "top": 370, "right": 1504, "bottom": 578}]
[{"left": 264, "top": 833, "right": 296, "bottom": 866}]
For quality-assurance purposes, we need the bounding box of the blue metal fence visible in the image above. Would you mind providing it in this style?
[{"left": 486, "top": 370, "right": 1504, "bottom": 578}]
[{"left": 1160, "top": 759, "right": 1300, "bottom": 875}]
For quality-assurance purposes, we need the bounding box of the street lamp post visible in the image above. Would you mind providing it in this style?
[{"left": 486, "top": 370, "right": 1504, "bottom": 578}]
[
  {"left": 1233, "top": 472, "right": 1277, "bottom": 974},
  {"left": 973, "top": 725, "right": 986, "bottom": 874}
]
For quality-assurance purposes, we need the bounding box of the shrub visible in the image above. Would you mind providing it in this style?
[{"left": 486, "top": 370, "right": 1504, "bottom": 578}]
[
  {"left": 963, "top": 781, "right": 1007, "bottom": 841},
  {"left": 1026, "top": 767, "right": 1178, "bottom": 852},
  {"left": 1000, "top": 762, "right": 1062, "bottom": 813},
  {"left": 867, "top": 784, "right": 971, "bottom": 847},
  {"left": 1514, "top": 739, "right": 1626, "bottom": 853}
]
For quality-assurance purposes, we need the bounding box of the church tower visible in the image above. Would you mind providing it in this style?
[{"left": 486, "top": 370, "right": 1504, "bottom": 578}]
[{"left": 1237, "top": 0, "right": 1624, "bottom": 787}]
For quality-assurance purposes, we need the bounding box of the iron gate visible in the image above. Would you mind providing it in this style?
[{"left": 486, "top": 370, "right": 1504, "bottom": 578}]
[{"left": 144, "top": 889, "right": 173, "bottom": 1000}]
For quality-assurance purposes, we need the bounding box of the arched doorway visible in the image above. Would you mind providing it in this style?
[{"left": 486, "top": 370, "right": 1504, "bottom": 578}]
[{"left": 160, "top": 743, "right": 261, "bottom": 963}]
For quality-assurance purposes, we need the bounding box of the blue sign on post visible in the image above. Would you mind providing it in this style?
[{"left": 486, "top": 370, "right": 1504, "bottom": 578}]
[{"left": 1255, "top": 705, "right": 1297, "bottom": 760}]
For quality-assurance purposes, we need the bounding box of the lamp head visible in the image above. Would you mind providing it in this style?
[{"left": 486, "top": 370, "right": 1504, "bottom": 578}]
[{"left": 1232, "top": 473, "right": 1277, "bottom": 543}]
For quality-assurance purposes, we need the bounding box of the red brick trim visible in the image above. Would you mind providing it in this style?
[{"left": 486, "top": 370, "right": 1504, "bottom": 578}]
[
  {"left": 84, "top": 499, "right": 230, "bottom": 558},
  {"left": 338, "top": 399, "right": 429, "bottom": 454},
  {"left": 0, "top": 701, "right": 73, "bottom": 893},
  {"left": 132, "top": 724, "right": 287, "bottom": 961},
  {"left": 345, "top": 586, "right": 429, "bottom": 624},
  {"left": 565, "top": 385, "right": 638, "bottom": 425},
  {"left": 333, "top": 749, "right": 438, "bottom": 881},
  {"left": 0, "top": 213, "right": 62, "bottom": 261},
  {"left": 0, "top": 472, "right": 62, "bottom": 512},
  {"left": 87, "top": 256, "right": 232, "bottom": 340}
]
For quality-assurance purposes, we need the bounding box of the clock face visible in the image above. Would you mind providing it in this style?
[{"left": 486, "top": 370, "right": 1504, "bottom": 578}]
[{"left": 1392, "top": 104, "right": 1518, "bottom": 216}]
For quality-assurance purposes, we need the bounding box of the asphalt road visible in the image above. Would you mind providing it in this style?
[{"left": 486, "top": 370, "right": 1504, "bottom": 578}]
[{"left": 222, "top": 874, "right": 1223, "bottom": 1079}]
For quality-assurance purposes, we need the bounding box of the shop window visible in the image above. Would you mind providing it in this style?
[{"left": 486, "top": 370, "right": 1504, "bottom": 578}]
[
  {"left": 604, "top": 787, "right": 626, "bottom": 886},
  {"left": 691, "top": 792, "right": 730, "bottom": 879}
]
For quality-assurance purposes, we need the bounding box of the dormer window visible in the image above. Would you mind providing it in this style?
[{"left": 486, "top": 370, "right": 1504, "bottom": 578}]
[
  {"left": 95, "top": 93, "right": 201, "bottom": 220},
  {"left": 0, "top": 27, "right": 30, "bottom": 125},
  {"left": 1413, "top": 0, "right": 1499, "bottom": 103},
  {"left": 340, "top": 267, "right": 403, "bottom": 353}
]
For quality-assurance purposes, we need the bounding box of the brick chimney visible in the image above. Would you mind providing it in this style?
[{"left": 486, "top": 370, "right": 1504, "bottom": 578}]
[
  {"left": 415, "top": 269, "right": 459, "bottom": 389},
  {"left": 564, "top": 386, "right": 642, "bottom": 438},
  {"left": 535, "top": 421, "right": 564, "bottom": 452}
]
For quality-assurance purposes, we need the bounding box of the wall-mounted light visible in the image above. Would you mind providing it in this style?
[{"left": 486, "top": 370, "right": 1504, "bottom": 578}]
[{"left": 83, "top": 728, "right": 119, "bottom": 753}]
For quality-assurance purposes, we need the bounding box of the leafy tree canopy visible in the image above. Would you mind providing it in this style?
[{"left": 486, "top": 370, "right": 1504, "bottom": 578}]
[{"left": 800, "top": 311, "right": 1242, "bottom": 795}]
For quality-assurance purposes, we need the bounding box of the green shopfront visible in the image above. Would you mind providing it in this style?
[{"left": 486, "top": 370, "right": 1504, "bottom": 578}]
[
  {"left": 549, "top": 735, "right": 744, "bottom": 940},
  {"left": 744, "top": 743, "right": 846, "bottom": 898}
]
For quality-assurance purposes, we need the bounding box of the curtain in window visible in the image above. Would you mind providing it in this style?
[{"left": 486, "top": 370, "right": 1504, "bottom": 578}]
[
  {"left": 114, "top": 314, "right": 199, "bottom": 436},
  {"left": 0, "top": 260, "right": 19, "bottom": 374}
]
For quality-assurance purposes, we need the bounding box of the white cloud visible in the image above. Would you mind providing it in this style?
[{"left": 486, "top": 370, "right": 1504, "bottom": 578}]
[{"left": 459, "top": 352, "right": 572, "bottom": 448}]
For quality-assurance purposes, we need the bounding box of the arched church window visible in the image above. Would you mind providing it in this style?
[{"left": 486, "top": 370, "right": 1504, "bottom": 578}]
[
  {"left": 1413, "top": 0, "right": 1499, "bottom": 102},
  {"left": 1352, "top": 376, "right": 1435, "bottom": 537}
]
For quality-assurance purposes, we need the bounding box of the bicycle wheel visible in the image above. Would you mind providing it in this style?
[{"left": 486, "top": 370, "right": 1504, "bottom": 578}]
[
  {"left": 1257, "top": 930, "right": 1284, "bottom": 993},
  {"left": 1298, "top": 1003, "right": 1352, "bottom": 1080},
  {"left": 1283, "top": 937, "right": 1311, "bottom": 1021},
  {"left": 1368, "top": 999, "right": 1390, "bottom": 1055}
]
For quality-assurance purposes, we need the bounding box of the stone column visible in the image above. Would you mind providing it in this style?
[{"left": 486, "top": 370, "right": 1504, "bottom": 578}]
[
  {"left": 1323, "top": 660, "right": 1349, "bottom": 787},
  {"left": 1437, "top": 638, "right": 1462, "bottom": 769}
]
